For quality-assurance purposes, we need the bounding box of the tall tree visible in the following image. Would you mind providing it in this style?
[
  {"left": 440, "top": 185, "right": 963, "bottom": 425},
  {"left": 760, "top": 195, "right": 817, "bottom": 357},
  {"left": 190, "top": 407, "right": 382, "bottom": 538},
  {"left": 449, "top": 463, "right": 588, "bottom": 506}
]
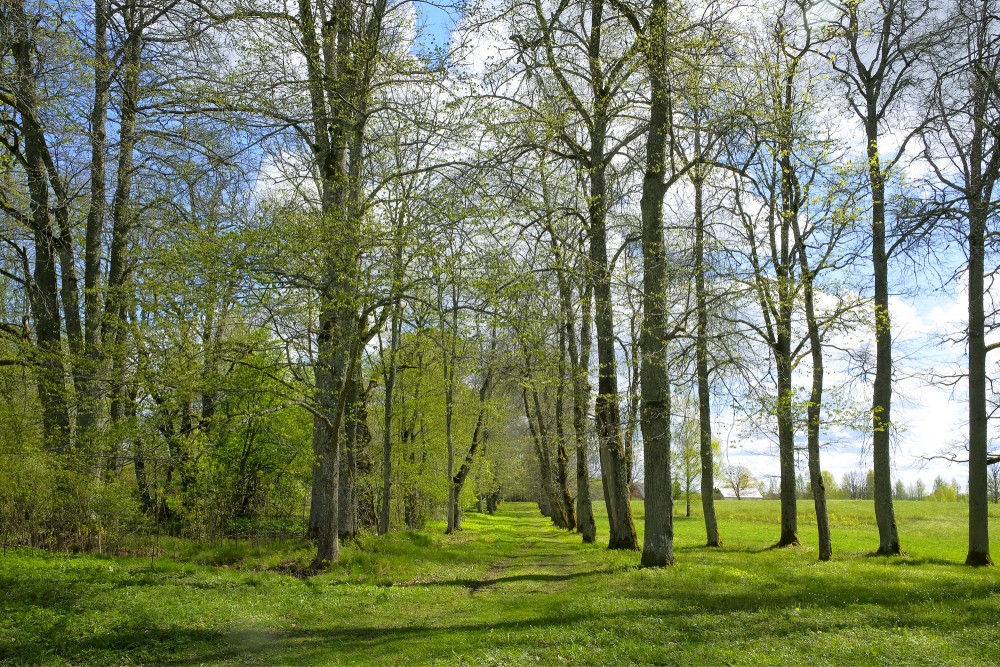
[
  {"left": 920, "top": 0, "right": 1000, "bottom": 566},
  {"left": 821, "top": 0, "right": 937, "bottom": 556}
]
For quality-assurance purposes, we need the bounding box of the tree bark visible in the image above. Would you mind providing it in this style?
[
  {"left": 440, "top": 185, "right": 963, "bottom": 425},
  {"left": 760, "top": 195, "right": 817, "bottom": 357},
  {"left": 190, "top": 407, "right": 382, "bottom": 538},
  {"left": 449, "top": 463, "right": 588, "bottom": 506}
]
[
  {"left": 379, "top": 297, "right": 401, "bottom": 535},
  {"left": 584, "top": 0, "right": 637, "bottom": 551},
  {"left": 78, "top": 0, "right": 110, "bottom": 440},
  {"left": 104, "top": 6, "right": 142, "bottom": 438},
  {"left": 789, "top": 177, "right": 833, "bottom": 562},
  {"left": 639, "top": 0, "right": 675, "bottom": 567},
  {"left": 964, "top": 14, "right": 994, "bottom": 564},
  {"left": 590, "top": 157, "right": 638, "bottom": 550},
  {"left": 866, "top": 114, "right": 901, "bottom": 556},
  {"left": 339, "top": 373, "right": 362, "bottom": 540},
  {"left": 775, "top": 101, "right": 799, "bottom": 547},
  {"left": 522, "top": 381, "right": 566, "bottom": 526},
  {"left": 573, "top": 282, "right": 597, "bottom": 543},
  {"left": 693, "top": 171, "right": 721, "bottom": 547},
  {"left": 9, "top": 0, "right": 71, "bottom": 449}
]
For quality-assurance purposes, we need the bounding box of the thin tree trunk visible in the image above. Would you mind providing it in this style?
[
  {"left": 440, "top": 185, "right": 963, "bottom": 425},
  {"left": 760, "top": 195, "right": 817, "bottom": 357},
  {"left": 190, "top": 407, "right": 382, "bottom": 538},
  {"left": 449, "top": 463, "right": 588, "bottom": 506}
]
[
  {"left": 550, "top": 225, "right": 596, "bottom": 542},
  {"left": 574, "top": 282, "right": 597, "bottom": 542},
  {"left": 532, "top": 382, "right": 570, "bottom": 528},
  {"left": 790, "top": 193, "right": 833, "bottom": 561},
  {"left": 379, "top": 297, "right": 401, "bottom": 535},
  {"left": 339, "top": 373, "right": 361, "bottom": 540},
  {"left": 443, "top": 283, "right": 458, "bottom": 534},
  {"left": 555, "top": 311, "right": 577, "bottom": 531},
  {"left": 776, "top": 129, "right": 799, "bottom": 547},
  {"left": 693, "top": 171, "right": 721, "bottom": 547},
  {"left": 522, "top": 385, "right": 565, "bottom": 525},
  {"left": 866, "top": 116, "right": 901, "bottom": 556}
]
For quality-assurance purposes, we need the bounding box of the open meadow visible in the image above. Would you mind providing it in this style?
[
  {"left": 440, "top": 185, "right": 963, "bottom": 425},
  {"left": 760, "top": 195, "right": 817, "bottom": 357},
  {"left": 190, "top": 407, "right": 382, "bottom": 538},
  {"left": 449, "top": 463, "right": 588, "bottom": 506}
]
[{"left": 3, "top": 500, "right": 1000, "bottom": 665}]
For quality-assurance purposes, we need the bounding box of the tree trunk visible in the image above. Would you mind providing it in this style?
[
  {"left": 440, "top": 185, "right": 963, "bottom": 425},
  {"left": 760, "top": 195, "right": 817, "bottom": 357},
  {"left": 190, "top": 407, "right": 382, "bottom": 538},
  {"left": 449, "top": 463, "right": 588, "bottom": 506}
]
[
  {"left": 552, "top": 232, "right": 596, "bottom": 542},
  {"left": 693, "top": 172, "right": 721, "bottom": 547},
  {"left": 574, "top": 283, "right": 597, "bottom": 543},
  {"left": 522, "top": 385, "right": 566, "bottom": 526},
  {"left": 104, "top": 9, "right": 142, "bottom": 439},
  {"left": 775, "top": 137, "right": 799, "bottom": 547},
  {"left": 585, "top": 0, "right": 636, "bottom": 551},
  {"left": 299, "top": 0, "right": 385, "bottom": 567},
  {"left": 379, "top": 297, "right": 401, "bottom": 535},
  {"left": 443, "top": 284, "right": 458, "bottom": 535},
  {"left": 339, "top": 373, "right": 361, "bottom": 540},
  {"left": 9, "top": 1, "right": 71, "bottom": 449},
  {"left": 866, "top": 116, "right": 901, "bottom": 556},
  {"left": 638, "top": 1, "right": 675, "bottom": 567},
  {"left": 590, "top": 158, "right": 638, "bottom": 550},
  {"left": 966, "top": 73, "right": 992, "bottom": 566},
  {"left": 533, "top": 382, "right": 570, "bottom": 527},
  {"left": 554, "top": 312, "right": 577, "bottom": 531},
  {"left": 78, "top": 0, "right": 110, "bottom": 440},
  {"left": 791, "top": 211, "right": 833, "bottom": 561}
]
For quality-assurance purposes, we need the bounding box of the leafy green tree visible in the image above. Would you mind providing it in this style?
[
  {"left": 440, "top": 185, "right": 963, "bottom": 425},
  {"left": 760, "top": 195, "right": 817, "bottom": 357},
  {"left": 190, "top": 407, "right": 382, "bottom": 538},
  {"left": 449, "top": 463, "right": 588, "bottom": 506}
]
[{"left": 673, "top": 398, "right": 701, "bottom": 518}]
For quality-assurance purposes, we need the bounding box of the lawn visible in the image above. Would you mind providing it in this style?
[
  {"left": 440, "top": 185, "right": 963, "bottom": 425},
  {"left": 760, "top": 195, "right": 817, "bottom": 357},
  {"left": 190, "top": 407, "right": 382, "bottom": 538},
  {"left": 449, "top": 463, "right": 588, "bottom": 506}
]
[{"left": 2, "top": 500, "right": 1000, "bottom": 665}]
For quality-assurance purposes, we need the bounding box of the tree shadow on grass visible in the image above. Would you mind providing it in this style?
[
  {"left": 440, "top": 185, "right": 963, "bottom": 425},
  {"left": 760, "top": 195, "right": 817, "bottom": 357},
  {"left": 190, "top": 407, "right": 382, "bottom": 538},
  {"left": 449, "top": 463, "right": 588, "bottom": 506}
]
[
  {"left": 458, "top": 567, "right": 623, "bottom": 592},
  {"left": 15, "top": 612, "right": 600, "bottom": 666},
  {"left": 27, "top": 582, "right": 1000, "bottom": 667}
]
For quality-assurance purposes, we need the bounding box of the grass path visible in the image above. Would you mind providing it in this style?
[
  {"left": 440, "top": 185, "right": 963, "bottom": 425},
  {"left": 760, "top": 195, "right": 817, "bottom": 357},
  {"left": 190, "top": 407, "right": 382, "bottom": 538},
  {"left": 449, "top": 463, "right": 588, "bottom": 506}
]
[{"left": 3, "top": 501, "right": 1000, "bottom": 665}]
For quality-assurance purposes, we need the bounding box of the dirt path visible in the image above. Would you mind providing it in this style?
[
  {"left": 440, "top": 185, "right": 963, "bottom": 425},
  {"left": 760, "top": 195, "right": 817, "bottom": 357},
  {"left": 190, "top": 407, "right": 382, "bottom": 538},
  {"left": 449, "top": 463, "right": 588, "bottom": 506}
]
[{"left": 465, "top": 519, "right": 612, "bottom": 597}]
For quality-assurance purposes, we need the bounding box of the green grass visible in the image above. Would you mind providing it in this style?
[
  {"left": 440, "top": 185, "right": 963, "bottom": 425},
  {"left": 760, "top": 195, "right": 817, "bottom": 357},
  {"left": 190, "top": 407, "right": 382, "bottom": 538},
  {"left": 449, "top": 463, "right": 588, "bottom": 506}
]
[{"left": 3, "top": 500, "right": 1000, "bottom": 665}]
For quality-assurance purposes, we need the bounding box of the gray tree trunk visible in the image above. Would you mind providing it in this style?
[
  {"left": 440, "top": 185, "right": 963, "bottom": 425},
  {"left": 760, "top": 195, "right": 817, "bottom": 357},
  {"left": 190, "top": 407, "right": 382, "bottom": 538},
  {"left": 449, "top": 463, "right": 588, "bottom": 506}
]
[
  {"left": 9, "top": 1, "right": 71, "bottom": 448},
  {"left": 638, "top": 0, "right": 674, "bottom": 567},
  {"left": 573, "top": 283, "right": 597, "bottom": 543},
  {"left": 693, "top": 171, "right": 721, "bottom": 547},
  {"left": 865, "top": 119, "right": 901, "bottom": 556}
]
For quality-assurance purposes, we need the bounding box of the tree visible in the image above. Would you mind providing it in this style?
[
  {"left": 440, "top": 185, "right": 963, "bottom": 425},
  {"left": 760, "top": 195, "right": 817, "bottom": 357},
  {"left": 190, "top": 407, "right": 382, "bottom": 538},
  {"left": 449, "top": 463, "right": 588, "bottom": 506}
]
[
  {"left": 673, "top": 400, "right": 702, "bottom": 518},
  {"left": 658, "top": 5, "right": 747, "bottom": 549},
  {"left": 723, "top": 465, "right": 757, "bottom": 500},
  {"left": 919, "top": 0, "right": 999, "bottom": 566},
  {"left": 755, "top": 0, "right": 866, "bottom": 559},
  {"left": 822, "top": 471, "right": 840, "bottom": 498},
  {"left": 842, "top": 469, "right": 869, "bottom": 500},
  {"left": 634, "top": 0, "right": 683, "bottom": 567},
  {"left": 820, "top": 0, "right": 940, "bottom": 556},
  {"left": 988, "top": 465, "right": 1000, "bottom": 504},
  {"left": 2, "top": 0, "right": 77, "bottom": 448},
  {"left": 450, "top": 326, "right": 498, "bottom": 531},
  {"left": 930, "top": 476, "right": 958, "bottom": 502}
]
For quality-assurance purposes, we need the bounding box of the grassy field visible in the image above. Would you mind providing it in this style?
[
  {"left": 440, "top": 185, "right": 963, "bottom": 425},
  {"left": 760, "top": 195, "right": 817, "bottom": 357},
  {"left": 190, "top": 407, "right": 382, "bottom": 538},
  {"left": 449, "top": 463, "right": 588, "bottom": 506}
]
[{"left": 3, "top": 499, "right": 1000, "bottom": 665}]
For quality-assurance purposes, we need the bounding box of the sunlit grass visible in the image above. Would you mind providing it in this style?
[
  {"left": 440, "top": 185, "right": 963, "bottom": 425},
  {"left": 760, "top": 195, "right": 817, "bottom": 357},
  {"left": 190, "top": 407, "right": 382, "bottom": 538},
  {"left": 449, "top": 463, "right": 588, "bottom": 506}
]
[{"left": 2, "top": 500, "right": 998, "bottom": 665}]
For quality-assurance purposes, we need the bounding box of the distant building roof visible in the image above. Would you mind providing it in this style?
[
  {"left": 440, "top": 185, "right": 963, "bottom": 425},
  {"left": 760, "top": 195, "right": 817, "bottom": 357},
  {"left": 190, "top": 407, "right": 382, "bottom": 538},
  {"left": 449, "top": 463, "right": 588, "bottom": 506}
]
[{"left": 719, "top": 487, "right": 763, "bottom": 499}]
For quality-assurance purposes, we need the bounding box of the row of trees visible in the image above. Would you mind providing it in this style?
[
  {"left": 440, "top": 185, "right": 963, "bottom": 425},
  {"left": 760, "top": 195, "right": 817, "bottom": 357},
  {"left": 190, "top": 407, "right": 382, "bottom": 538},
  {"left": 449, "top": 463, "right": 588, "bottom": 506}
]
[
  {"left": 1, "top": 0, "right": 997, "bottom": 568},
  {"left": 749, "top": 469, "right": 990, "bottom": 503}
]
